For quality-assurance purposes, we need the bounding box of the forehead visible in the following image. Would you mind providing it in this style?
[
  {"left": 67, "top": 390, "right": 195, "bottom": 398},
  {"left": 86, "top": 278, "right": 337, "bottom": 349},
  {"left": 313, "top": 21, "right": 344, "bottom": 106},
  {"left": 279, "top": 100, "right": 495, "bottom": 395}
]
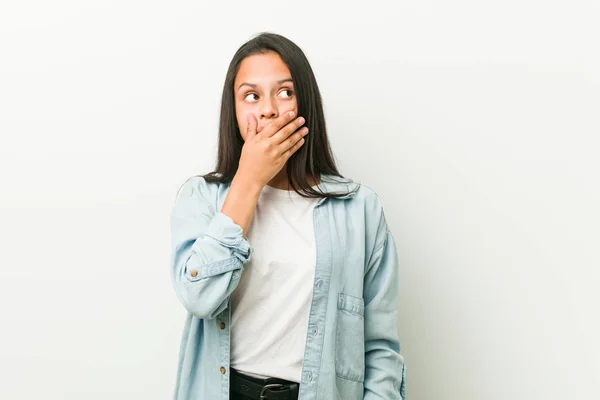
[{"left": 235, "top": 52, "right": 292, "bottom": 84}]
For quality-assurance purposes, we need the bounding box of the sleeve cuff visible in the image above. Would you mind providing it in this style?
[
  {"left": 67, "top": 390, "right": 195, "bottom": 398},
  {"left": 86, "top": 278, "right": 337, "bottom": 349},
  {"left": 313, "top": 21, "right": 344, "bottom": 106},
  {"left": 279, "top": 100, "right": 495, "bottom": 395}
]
[{"left": 204, "top": 212, "right": 254, "bottom": 263}]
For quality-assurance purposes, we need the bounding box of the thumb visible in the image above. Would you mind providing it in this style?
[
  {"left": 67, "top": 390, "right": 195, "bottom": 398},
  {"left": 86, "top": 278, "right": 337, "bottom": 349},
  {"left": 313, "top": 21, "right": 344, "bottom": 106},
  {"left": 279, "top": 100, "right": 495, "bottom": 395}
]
[{"left": 246, "top": 114, "right": 257, "bottom": 139}]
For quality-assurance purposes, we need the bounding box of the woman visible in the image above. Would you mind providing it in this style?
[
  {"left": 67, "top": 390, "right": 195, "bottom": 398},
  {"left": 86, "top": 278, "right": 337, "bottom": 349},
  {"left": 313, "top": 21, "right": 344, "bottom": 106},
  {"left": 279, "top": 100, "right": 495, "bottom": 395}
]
[{"left": 169, "top": 32, "right": 406, "bottom": 400}]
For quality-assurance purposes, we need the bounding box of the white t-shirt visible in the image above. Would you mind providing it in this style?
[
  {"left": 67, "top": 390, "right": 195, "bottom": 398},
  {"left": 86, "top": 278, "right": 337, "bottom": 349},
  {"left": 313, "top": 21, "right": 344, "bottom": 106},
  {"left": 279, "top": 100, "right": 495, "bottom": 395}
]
[{"left": 229, "top": 183, "right": 320, "bottom": 383}]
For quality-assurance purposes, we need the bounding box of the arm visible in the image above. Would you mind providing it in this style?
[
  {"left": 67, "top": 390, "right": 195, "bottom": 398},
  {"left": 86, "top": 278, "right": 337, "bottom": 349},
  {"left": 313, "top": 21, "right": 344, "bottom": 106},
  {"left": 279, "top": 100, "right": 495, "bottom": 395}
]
[
  {"left": 221, "top": 172, "right": 264, "bottom": 235},
  {"left": 363, "top": 214, "right": 407, "bottom": 399},
  {"left": 169, "top": 175, "right": 259, "bottom": 320}
]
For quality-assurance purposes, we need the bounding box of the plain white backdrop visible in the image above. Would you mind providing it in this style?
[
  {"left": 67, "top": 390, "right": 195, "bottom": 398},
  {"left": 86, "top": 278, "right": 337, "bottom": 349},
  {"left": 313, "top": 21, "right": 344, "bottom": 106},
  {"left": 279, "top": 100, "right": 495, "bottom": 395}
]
[{"left": 1, "top": 1, "right": 598, "bottom": 399}]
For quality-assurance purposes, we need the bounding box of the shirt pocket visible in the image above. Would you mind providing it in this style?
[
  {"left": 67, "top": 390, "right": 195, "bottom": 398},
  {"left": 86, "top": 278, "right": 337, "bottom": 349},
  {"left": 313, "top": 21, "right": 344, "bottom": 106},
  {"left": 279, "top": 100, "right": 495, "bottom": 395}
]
[{"left": 335, "top": 292, "right": 365, "bottom": 383}]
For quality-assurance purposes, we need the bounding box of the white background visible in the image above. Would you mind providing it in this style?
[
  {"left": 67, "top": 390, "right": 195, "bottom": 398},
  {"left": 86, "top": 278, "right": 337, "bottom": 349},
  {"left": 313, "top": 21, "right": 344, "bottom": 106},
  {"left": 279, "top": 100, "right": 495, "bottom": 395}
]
[{"left": 1, "top": 1, "right": 598, "bottom": 399}]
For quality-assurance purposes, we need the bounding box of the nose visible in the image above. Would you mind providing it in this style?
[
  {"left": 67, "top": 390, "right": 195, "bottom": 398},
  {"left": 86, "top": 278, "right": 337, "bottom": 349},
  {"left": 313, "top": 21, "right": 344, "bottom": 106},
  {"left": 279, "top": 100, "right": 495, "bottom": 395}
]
[{"left": 259, "top": 96, "right": 279, "bottom": 120}]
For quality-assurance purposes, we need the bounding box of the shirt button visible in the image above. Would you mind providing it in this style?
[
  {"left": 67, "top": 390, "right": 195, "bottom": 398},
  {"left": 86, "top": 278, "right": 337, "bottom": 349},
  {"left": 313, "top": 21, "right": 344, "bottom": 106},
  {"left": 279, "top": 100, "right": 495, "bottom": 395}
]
[
  {"left": 316, "top": 280, "right": 323, "bottom": 290},
  {"left": 219, "top": 322, "right": 226, "bottom": 329},
  {"left": 190, "top": 270, "right": 198, "bottom": 277},
  {"left": 220, "top": 366, "right": 226, "bottom": 374}
]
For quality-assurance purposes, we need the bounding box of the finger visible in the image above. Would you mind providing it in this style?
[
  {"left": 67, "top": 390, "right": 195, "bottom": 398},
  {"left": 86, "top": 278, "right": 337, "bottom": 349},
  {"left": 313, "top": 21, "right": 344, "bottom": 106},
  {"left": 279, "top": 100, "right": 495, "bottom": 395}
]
[
  {"left": 282, "top": 133, "right": 306, "bottom": 159},
  {"left": 280, "top": 127, "right": 308, "bottom": 153},
  {"left": 272, "top": 116, "right": 306, "bottom": 145},
  {"left": 246, "top": 114, "right": 258, "bottom": 138},
  {"left": 259, "top": 110, "right": 297, "bottom": 138},
  {"left": 283, "top": 137, "right": 305, "bottom": 159},
  {"left": 257, "top": 120, "right": 272, "bottom": 134}
]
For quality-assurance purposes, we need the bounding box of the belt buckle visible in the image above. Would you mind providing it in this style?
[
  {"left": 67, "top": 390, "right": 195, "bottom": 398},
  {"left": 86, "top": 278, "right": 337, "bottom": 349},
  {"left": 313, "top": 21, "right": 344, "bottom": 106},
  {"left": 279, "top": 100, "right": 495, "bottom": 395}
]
[{"left": 259, "top": 383, "right": 284, "bottom": 399}]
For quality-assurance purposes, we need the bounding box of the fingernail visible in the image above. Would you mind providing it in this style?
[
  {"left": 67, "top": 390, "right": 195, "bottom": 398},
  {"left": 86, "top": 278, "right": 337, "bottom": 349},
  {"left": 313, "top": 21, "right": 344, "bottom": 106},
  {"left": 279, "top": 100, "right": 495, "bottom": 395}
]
[{"left": 289, "top": 111, "right": 295, "bottom": 117}]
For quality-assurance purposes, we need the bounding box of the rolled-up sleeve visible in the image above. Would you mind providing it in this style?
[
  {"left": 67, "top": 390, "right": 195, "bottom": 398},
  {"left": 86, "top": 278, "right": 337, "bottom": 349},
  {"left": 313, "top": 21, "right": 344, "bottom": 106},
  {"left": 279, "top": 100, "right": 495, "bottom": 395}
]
[{"left": 170, "top": 177, "right": 254, "bottom": 319}]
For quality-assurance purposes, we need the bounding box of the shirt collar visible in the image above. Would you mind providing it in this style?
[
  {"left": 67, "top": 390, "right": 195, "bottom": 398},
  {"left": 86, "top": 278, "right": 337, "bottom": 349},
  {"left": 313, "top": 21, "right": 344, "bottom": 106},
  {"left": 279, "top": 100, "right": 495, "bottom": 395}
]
[{"left": 315, "top": 173, "right": 359, "bottom": 203}]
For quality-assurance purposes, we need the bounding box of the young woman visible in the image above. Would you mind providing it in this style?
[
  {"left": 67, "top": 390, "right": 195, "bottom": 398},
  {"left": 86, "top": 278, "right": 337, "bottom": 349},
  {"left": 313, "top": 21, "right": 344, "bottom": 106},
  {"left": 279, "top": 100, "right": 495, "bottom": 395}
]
[{"left": 169, "top": 32, "right": 406, "bottom": 400}]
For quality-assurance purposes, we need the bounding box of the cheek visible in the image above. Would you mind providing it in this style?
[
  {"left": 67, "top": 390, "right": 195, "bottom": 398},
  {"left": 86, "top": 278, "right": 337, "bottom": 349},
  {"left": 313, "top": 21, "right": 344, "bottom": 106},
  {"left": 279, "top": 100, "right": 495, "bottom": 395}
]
[
  {"left": 235, "top": 107, "right": 249, "bottom": 140},
  {"left": 237, "top": 116, "right": 247, "bottom": 140}
]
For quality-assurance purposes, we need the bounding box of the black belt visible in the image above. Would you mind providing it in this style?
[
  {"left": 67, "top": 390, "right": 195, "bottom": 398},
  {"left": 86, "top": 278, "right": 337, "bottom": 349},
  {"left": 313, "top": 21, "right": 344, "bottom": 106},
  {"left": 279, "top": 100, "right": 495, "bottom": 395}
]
[{"left": 230, "top": 368, "right": 299, "bottom": 400}]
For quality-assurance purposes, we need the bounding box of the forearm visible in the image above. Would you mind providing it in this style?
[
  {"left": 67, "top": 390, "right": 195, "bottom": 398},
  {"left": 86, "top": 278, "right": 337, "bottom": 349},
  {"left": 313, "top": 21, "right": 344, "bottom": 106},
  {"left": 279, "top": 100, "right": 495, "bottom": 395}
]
[
  {"left": 221, "top": 172, "right": 263, "bottom": 235},
  {"left": 363, "top": 341, "right": 406, "bottom": 399},
  {"left": 170, "top": 176, "right": 255, "bottom": 319}
]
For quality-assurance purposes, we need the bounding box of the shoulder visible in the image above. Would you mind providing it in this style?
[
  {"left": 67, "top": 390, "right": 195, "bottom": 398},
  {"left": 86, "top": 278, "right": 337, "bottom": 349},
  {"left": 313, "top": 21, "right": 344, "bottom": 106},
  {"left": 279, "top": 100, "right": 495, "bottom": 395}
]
[
  {"left": 353, "top": 181, "right": 385, "bottom": 208},
  {"left": 339, "top": 177, "right": 387, "bottom": 220},
  {"left": 342, "top": 179, "right": 390, "bottom": 251},
  {"left": 321, "top": 174, "right": 383, "bottom": 208},
  {"left": 174, "top": 174, "right": 225, "bottom": 208}
]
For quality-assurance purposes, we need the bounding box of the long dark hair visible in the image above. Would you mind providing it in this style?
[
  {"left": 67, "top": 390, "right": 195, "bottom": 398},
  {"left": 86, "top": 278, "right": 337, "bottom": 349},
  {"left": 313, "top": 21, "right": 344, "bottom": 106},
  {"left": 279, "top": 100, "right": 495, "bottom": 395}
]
[{"left": 200, "top": 32, "right": 358, "bottom": 199}]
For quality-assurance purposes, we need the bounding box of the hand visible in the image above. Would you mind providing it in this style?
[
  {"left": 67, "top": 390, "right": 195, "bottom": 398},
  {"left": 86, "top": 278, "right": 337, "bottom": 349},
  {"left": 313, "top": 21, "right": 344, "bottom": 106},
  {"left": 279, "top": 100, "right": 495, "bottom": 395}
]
[{"left": 237, "top": 111, "right": 309, "bottom": 187}]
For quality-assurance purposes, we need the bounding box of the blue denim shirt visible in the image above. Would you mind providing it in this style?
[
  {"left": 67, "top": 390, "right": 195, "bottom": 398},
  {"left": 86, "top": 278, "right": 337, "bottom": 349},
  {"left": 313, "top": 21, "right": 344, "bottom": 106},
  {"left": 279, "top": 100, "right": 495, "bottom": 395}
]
[{"left": 169, "top": 173, "right": 406, "bottom": 399}]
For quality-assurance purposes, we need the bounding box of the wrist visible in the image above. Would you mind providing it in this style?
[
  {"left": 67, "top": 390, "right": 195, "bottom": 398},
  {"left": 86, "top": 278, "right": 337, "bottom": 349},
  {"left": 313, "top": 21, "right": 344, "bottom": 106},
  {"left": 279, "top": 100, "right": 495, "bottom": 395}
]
[{"left": 231, "top": 172, "right": 264, "bottom": 195}]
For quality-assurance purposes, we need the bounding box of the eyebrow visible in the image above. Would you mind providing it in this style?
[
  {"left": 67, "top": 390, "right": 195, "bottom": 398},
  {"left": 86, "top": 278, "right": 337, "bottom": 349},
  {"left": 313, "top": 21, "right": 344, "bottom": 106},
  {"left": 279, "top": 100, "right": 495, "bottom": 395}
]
[{"left": 237, "top": 78, "right": 294, "bottom": 91}]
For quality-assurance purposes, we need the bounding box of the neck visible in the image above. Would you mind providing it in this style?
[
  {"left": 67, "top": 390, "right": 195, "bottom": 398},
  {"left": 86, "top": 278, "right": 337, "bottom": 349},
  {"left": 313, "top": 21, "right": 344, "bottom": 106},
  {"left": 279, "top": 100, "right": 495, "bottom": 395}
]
[{"left": 267, "top": 166, "right": 320, "bottom": 190}]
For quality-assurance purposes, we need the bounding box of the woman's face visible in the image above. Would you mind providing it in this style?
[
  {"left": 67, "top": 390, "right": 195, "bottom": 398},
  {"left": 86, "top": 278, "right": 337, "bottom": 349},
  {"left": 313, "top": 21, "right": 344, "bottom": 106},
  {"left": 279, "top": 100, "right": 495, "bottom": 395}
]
[{"left": 234, "top": 51, "right": 298, "bottom": 141}]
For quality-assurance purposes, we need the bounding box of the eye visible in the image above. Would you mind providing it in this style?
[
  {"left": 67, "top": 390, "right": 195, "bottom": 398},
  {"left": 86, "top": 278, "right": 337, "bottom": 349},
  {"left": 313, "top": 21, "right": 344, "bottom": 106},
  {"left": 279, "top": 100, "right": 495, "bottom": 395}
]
[
  {"left": 279, "top": 89, "right": 294, "bottom": 99},
  {"left": 244, "top": 93, "right": 259, "bottom": 102}
]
